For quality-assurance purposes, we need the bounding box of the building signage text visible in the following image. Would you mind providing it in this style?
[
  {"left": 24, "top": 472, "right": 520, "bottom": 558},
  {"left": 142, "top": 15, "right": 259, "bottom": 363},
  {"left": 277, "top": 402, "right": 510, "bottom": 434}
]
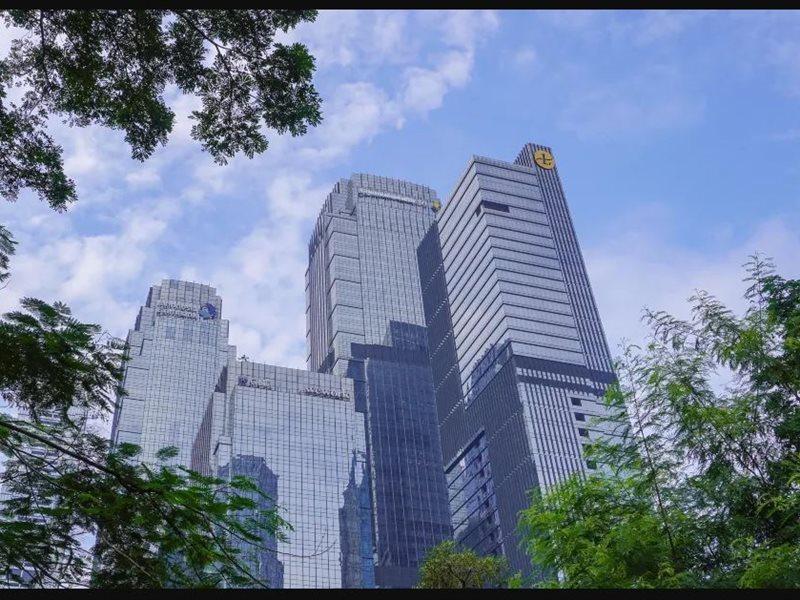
[
  {"left": 238, "top": 375, "right": 273, "bottom": 390},
  {"left": 156, "top": 302, "right": 200, "bottom": 320}
]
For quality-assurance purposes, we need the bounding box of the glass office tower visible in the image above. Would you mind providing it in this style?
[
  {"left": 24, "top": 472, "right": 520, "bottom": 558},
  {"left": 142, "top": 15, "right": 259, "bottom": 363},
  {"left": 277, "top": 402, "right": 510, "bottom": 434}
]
[
  {"left": 417, "top": 143, "right": 618, "bottom": 576},
  {"left": 306, "top": 175, "right": 452, "bottom": 587},
  {"left": 217, "top": 455, "right": 284, "bottom": 588},
  {"left": 194, "top": 356, "right": 374, "bottom": 588},
  {"left": 110, "top": 280, "right": 233, "bottom": 467}
]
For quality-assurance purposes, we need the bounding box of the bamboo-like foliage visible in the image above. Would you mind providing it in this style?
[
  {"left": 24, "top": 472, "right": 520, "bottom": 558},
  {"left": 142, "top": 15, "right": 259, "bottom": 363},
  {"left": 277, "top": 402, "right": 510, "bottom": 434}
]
[
  {"left": 0, "top": 245, "right": 291, "bottom": 589},
  {"left": 518, "top": 256, "right": 800, "bottom": 588},
  {"left": 417, "top": 540, "right": 510, "bottom": 589}
]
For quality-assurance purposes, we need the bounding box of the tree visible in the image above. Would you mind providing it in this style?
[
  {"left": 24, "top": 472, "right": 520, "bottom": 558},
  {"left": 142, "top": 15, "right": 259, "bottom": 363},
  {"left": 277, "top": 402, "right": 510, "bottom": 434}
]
[
  {"left": 518, "top": 256, "right": 800, "bottom": 588},
  {"left": 0, "top": 225, "right": 15, "bottom": 286},
  {"left": 0, "top": 9, "right": 322, "bottom": 210},
  {"left": 0, "top": 292, "right": 291, "bottom": 588},
  {"left": 417, "top": 540, "right": 509, "bottom": 589},
  {"left": 0, "top": 10, "right": 323, "bottom": 587}
]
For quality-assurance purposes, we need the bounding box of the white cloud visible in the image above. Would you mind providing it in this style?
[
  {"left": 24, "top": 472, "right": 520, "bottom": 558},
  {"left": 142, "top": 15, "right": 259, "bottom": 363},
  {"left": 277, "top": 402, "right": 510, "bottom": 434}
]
[
  {"left": 431, "top": 10, "right": 500, "bottom": 49},
  {"left": 287, "top": 11, "right": 421, "bottom": 69},
  {"left": 171, "top": 169, "right": 337, "bottom": 368},
  {"left": 587, "top": 212, "right": 800, "bottom": 356},
  {"left": 265, "top": 172, "right": 334, "bottom": 223},
  {"left": 300, "top": 82, "right": 400, "bottom": 163},
  {"left": 402, "top": 66, "right": 450, "bottom": 113},
  {"left": 402, "top": 50, "right": 475, "bottom": 113},
  {"left": 398, "top": 12, "right": 497, "bottom": 115},
  {"left": 291, "top": 10, "right": 361, "bottom": 67},
  {"left": 513, "top": 47, "right": 538, "bottom": 69},
  {"left": 770, "top": 127, "right": 800, "bottom": 141},
  {"left": 537, "top": 10, "right": 706, "bottom": 46},
  {"left": 558, "top": 65, "right": 705, "bottom": 139},
  {"left": 370, "top": 11, "right": 411, "bottom": 62},
  {"left": 125, "top": 168, "right": 161, "bottom": 188},
  {"left": 62, "top": 127, "right": 120, "bottom": 178},
  {"left": 291, "top": 12, "right": 498, "bottom": 164},
  {"left": 0, "top": 198, "right": 181, "bottom": 335}
]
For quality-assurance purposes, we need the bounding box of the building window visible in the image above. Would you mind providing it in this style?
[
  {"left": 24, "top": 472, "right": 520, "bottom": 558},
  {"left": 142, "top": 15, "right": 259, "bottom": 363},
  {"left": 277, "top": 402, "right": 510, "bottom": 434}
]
[
  {"left": 480, "top": 200, "right": 510, "bottom": 213},
  {"left": 475, "top": 200, "right": 511, "bottom": 216},
  {"left": 578, "top": 428, "right": 589, "bottom": 437},
  {"left": 574, "top": 412, "right": 586, "bottom": 421},
  {"left": 571, "top": 397, "right": 582, "bottom": 406}
]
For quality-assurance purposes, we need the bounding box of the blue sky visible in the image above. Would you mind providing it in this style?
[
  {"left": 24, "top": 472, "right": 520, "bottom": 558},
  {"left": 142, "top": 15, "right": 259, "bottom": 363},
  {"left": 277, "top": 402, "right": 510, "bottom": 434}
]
[{"left": 1, "top": 10, "right": 799, "bottom": 371}]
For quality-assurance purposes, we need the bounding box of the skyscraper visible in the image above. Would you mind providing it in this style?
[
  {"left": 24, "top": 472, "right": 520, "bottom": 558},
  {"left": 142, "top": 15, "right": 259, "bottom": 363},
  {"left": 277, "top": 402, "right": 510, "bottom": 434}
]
[
  {"left": 194, "top": 356, "right": 374, "bottom": 588},
  {"left": 110, "top": 143, "right": 617, "bottom": 587},
  {"left": 306, "top": 174, "right": 438, "bottom": 376},
  {"left": 417, "top": 143, "right": 618, "bottom": 576},
  {"left": 306, "top": 174, "right": 452, "bottom": 587},
  {"left": 113, "top": 280, "right": 374, "bottom": 588},
  {"left": 110, "top": 280, "right": 232, "bottom": 467}
]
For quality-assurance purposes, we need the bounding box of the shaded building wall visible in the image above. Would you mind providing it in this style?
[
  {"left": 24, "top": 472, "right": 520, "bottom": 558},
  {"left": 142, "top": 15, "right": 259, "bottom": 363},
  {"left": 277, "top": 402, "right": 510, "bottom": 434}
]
[
  {"left": 349, "top": 323, "right": 452, "bottom": 587},
  {"left": 306, "top": 175, "right": 452, "bottom": 587},
  {"left": 418, "top": 145, "right": 619, "bottom": 577},
  {"left": 339, "top": 450, "right": 376, "bottom": 589}
]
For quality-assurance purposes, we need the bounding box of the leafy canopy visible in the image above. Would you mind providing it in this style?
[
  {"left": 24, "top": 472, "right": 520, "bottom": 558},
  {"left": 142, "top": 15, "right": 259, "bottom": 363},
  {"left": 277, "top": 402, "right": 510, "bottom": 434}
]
[
  {"left": 0, "top": 9, "right": 322, "bottom": 210},
  {"left": 518, "top": 256, "right": 800, "bottom": 588},
  {"left": 0, "top": 260, "right": 291, "bottom": 588},
  {"left": 0, "top": 9, "right": 326, "bottom": 588},
  {"left": 417, "top": 540, "right": 510, "bottom": 589},
  {"left": 0, "top": 224, "right": 16, "bottom": 284}
]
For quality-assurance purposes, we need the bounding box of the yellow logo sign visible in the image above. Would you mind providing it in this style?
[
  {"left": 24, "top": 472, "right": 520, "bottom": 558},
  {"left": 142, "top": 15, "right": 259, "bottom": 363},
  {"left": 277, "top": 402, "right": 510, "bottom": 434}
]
[
  {"left": 534, "top": 149, "right": 555, "bottom": 170},
  {"left": 431, "top": 199, "right": 442, "bottom": 212}
]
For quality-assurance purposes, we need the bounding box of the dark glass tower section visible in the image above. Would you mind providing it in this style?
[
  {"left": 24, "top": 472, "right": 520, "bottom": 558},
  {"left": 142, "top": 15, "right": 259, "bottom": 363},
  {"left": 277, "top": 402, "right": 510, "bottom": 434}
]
[
  {"left": 339, "top": 451, "right": 376, "bottom": 588},
  {"left": 348, "top": 322, "right": 451, "bottom": 587},
  {"left": 417, "top": 144, "right": 618, "bottom": 577},
  {"left": 306, "top": 175, "right": 452, "bottom": 587},
  {"left": 218, "top": 455, "right": 284, "bottom": 588}
]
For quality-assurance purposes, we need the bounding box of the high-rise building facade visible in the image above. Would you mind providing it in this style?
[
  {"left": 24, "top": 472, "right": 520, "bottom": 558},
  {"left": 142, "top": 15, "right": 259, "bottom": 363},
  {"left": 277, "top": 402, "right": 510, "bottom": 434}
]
[
  {"left": 306, "top": 174, "right": 438, "bottom": 376},
  {"left": 110, "top": 280, "right": 232, "bottom": 467},
  {"left": 417, "top": 143, "right": 617, "bottom": 576},
  {"left": 193, "top": 356, "right": 374, "bottom": 588},
  {"left": 306, "top": 175, "right": 452, "bottom": 587},
  {"left": 217, "top": 455, "right": 284, "bottom": 588},
  {"left": 113, "top": 280, "right": 375, "bottom": 588},
  {"left": 109, "top": 144, "right": 618, "bottom": 587}
]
